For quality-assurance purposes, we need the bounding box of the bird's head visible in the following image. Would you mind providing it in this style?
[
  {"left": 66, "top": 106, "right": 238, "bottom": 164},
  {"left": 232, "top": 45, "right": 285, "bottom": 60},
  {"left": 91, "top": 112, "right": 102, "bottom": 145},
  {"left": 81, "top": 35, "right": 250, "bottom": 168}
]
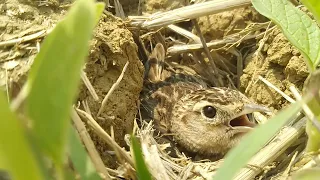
[{"left": 170, "top": 87, "right": 269, "bottom": 155}]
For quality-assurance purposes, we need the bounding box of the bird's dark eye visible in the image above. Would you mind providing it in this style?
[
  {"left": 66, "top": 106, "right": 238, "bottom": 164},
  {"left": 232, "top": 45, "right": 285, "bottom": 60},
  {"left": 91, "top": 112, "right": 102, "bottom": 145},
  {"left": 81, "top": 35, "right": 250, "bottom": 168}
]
[{"left": 202, "top": 106, "right": 217, "bottom": 118}]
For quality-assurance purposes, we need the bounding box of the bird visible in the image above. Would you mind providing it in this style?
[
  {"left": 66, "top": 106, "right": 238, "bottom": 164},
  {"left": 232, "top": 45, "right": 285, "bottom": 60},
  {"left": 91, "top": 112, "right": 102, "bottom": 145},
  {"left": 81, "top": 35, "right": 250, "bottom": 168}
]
[{"left": 140, "top": 43, "right": 269, "bottom": 156}]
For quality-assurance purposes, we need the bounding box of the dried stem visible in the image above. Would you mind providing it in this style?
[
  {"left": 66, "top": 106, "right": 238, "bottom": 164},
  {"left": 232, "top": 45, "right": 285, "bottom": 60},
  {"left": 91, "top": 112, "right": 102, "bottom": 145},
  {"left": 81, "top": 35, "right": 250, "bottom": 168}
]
[
  {"left": 258, "top": 76, "right": 295, "bottom": 103},
  {"left": 71, "top": 109, "right": 111, "bottom": 179},
  {"left": 129, "top": 0, "right": 251, "bottom": 29},
  {"left": 0, "top": 29, "right": 52, "bottom": 47},
  {"left": 192, "top": 19, "right": 223, "bottom": 87},
  {"left": 81, "top": 71, "right": 99, "bottom": 102},
  {"left": 97, "top": 61, "right": 129, "bottom": 116},
  {"left": 76, "top": 108, "right": 135, "bottom": 167}
]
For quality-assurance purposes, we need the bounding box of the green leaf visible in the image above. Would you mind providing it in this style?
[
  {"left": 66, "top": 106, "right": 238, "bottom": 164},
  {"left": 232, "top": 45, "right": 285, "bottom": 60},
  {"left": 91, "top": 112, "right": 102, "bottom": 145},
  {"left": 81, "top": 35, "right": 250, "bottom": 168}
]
[
  {"left": 26, "top": 0, "right": 97, "bottom": 166},
  {"left": 69, "top": 126, "right": 102, "bottom": 180},
  {"left": 131, "top": 135, "right": 152, "bottom": 180},
  {"left": 0, "top": 92, "right": 43, "bottom": 180},
  {"left": 95, "top": 3, "right": 105, "bottom": 25},
  {"left": 299, "top": 0, "right": 320, "bottom": 25},
  {"left": 213, "top": 100, "right": 303, "bottom": 180},
  {"left": 252, "top": 0, "right": 320, "bottom": 71},
  {"left": 292, "top": 167, "right": 320, "bottom": 180}
]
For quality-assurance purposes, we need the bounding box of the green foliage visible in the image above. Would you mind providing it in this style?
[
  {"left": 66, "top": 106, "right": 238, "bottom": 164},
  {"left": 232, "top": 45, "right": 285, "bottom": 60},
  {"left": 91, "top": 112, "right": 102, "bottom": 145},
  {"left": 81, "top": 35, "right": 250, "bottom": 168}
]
[
  {"left": 69, "top": 126, "right": 102, "bottom": 180},
  {"left": 299, "top": 0, "right": 320, "bottom": 25},
  {"left": 302, "top": 70, "right": 320, "bottom": 152},
  {"left": 27, "top": 0, "right": 97, "bottom": 166},
  {"left": 252, "top": 0, "right": 320, "bottom": 71},
  {"left": 305, "top": 97, "right": 320, "bottom": 151},
  {"left": 253, "top": 0, "right": 320, "bottom": 155},
  {"left": 94, "top": 3, "right": 106, "bottom": 25},
  {"left": 131, "top": 135, "right": 152, "bottom": 180},
  {"left": 0, "top": 0, "right": 105, "bottom": 179},
  {"left": 0, "top": 93, "right": 44, "bottom": 180},
  {"left": 214, "top": 0, "right": 320, "bottom": 179},
  {"left": 292, "top": 167, "right": 320, "bottom": 180},
  {"left": 213, "top": 101, "right": 303, "bottom": 180}
]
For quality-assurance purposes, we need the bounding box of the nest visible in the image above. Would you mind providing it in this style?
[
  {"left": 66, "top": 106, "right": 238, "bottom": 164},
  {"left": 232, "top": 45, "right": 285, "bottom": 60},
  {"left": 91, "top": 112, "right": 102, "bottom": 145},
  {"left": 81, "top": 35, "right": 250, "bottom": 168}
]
[{"left": 0, "top": 0, "right": 313, "bottom": 179}]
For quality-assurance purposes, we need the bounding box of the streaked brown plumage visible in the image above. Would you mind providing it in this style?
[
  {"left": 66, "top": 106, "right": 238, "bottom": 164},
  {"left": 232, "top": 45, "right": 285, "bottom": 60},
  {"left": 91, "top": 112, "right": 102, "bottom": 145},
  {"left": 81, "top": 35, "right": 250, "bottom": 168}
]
[{"left": 141, "top": 43, "right": 268, "bottom": 156}]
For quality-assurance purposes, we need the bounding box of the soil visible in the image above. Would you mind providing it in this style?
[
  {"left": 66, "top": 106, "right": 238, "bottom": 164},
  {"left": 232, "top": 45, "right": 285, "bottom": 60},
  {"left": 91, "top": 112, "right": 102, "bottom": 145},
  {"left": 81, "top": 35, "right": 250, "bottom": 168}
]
[
  {"left": 0, "top": 0, "right": 68, "bottom": 95},
  {"left": 142, "top": 0, "right": 187, "bottom": 13},
  {"left": 240, "top": 28, "right": 309, "bottom": 109},
  {"left": 78, "top": 12, "right": 144, "bottom": 166},
  {"left": 197, "top": 6, "right": 268, "bottom": 40}
]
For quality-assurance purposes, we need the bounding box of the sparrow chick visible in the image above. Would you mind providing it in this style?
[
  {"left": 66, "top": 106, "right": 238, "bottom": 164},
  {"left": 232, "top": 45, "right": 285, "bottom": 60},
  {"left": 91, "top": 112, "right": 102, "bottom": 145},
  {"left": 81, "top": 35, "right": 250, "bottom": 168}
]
[{"left": 141, "top": 43, "right": 268, "bottom": 156}]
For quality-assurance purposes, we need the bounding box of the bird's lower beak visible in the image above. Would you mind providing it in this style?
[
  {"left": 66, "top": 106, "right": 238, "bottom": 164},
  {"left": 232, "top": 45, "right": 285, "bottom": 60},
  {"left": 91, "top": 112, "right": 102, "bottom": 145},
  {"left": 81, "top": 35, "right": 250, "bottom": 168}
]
[{"left": 228, "top": 104, "right": 270, "bottom": 132}]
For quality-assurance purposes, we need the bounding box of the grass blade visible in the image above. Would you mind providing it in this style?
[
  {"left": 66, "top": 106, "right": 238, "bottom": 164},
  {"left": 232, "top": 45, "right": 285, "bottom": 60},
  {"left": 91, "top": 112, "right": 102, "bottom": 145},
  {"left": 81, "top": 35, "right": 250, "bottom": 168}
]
[
  {"left": 26, "top": 0, "right": 97, "bottom": 166},
  {"left": 252, "top": 0, "right": 320, "bottom": 70},
  {"left": 213, "top": 100, "right": 303, "bottom": 180},
  {"left": 94, "top": 3, "right": 105, "bottom": 25},
  {"left": 69, "top": 126, "right": 102, "bottom": 180},
  {"left": 0, "top": 93, "right": 43, "bottom": 180},
  {"left": 131, "top": 135, "right": 152, "bottom": 180}
]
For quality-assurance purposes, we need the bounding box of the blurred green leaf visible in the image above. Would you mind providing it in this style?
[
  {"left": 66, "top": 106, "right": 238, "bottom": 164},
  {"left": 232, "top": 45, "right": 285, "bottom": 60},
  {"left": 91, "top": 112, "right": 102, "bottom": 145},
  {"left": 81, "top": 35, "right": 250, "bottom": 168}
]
[
  {"left": 0, "top": 93, "right": 43, "bottom": 180},
  {"left": 293, "top": 167, "right": 320, "bottom": 180},
  {"left": 69, "top": 126, "right": 102, "bottom": 180},
  {"left": 26, "top": 0, "right": 97, "bottom": 167},
  {"left": 252, "top": 0, "right": 320, "bottom": 71},
  {"left": 95, "top": 3, "right": 105, "bottom": 25},
  {"left": 131, "top": 135, "right": 152, "bottom": 180},
  {"left": 302, "top": 70, "right": 320, "bottom": 152},
  {"left": 299, "top": 0, "right": 320, "bottom": 25},
  {"left": 305, "top": 98, "right": 320, "bottom": 152},
  {"left": 213, "top": 100, "right": 303, "bottom": 180}
]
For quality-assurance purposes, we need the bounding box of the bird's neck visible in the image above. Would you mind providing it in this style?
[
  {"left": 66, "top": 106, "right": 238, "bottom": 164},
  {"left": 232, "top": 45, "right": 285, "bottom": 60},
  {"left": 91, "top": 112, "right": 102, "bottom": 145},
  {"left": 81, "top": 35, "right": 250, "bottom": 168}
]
[{"left": 141, "top": 80, "right": 203, "bottom": 133}]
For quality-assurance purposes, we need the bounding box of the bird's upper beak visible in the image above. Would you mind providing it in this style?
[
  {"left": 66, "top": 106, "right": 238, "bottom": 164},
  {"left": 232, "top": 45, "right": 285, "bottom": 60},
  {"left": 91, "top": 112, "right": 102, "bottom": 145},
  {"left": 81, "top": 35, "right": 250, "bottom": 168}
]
[{"left": 228, "top": 104, "right": 271, "bottom": 132}]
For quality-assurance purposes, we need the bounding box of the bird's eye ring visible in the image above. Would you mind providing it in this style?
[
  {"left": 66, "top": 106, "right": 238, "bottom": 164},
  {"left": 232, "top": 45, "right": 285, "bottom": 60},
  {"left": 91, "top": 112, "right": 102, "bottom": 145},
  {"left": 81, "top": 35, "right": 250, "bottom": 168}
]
[{"left": 202, "top": 106, "right": 217, "bottom": 118}]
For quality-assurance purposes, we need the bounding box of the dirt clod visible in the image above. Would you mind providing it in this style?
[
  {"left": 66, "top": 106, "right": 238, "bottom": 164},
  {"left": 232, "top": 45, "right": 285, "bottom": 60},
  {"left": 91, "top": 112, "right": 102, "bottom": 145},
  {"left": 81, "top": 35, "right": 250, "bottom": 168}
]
[
  {"left": 78, "top": 12, "right": 144, "bottom": 167},
  {"left": 240, "top": 29, "right": 309, "bottom": 109},
  {"left": 197, "top": 6, "right": 267, "bottom": 40}
]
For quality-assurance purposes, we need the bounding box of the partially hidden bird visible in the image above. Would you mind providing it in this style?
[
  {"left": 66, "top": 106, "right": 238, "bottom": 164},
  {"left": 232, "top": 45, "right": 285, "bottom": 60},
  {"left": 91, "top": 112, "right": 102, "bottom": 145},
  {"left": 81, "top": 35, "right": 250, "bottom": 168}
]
[{"left": 140, "top": 43, "right": 269, "bottom": 156}]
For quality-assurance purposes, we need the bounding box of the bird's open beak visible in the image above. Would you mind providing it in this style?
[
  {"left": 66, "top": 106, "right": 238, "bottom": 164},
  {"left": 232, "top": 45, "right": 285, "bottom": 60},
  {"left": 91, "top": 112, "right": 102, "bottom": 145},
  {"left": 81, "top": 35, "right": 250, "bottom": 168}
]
[{"left": 228, "top": 104, "right": 271, "bottom": 132}]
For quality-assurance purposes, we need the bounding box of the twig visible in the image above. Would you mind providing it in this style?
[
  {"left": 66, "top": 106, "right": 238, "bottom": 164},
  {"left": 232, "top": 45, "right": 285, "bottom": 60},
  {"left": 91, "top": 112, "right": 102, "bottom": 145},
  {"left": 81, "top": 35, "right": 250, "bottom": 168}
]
[
  {"left": 106, "top": 167, "right": 124, "bottom": 178},
  {"left": 167, "top": 25, "right": 201, "bottom": 43},
  {"left": 290, "top": 86, "right": 320, "bottom": 132},
  {"left": 245, "top": 24, "right": 274, "bottom": 93},
  {"left": 81, "top": 71, "right": 99, "bottom": 102},
  {"left": 254, "top": 22, "right": 273, "bottom": 57},
  {"left": 129, "top": 0, "right": 251, "bottom": 29},
  {"left": 82, "top": 100, "right": 93, "bottom": 116},
  {"left": 97, "top": 61, "right": 129, "bottom": 116},
  {"left": 71, "top": 109, "right": 111, "bottom": 180},
  {"left": 228, "top": 47, "right": 242, "bottom": 89},
  {"left": 76, "top": 108, "right": 135, "bottom": 167},
  {"left": 192, "top": 19, "right": 223, "bottom": 87},
  {"left": 10, "top": 83, "right": 29, "bottom": 111},
  {"left": 114, "top": 0, "right": 125, "bottom": 19},
  {"left": 167, "top": 27, "right": 275, "bottom": 55},
  {"left": 281, "top": 151, "right": 298, "bottom": 178},
  {"left": 137, "top": 122, "right": 171, "bottom": 180},
  {"left": 258, "top": 76, "right": 295, "bottom": 103},
  {"left": 5, "top": 68, "right": 9, "bottom": 103},
  {"left": 0, "top": 29, "right": 52, "bottom": 47}
]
